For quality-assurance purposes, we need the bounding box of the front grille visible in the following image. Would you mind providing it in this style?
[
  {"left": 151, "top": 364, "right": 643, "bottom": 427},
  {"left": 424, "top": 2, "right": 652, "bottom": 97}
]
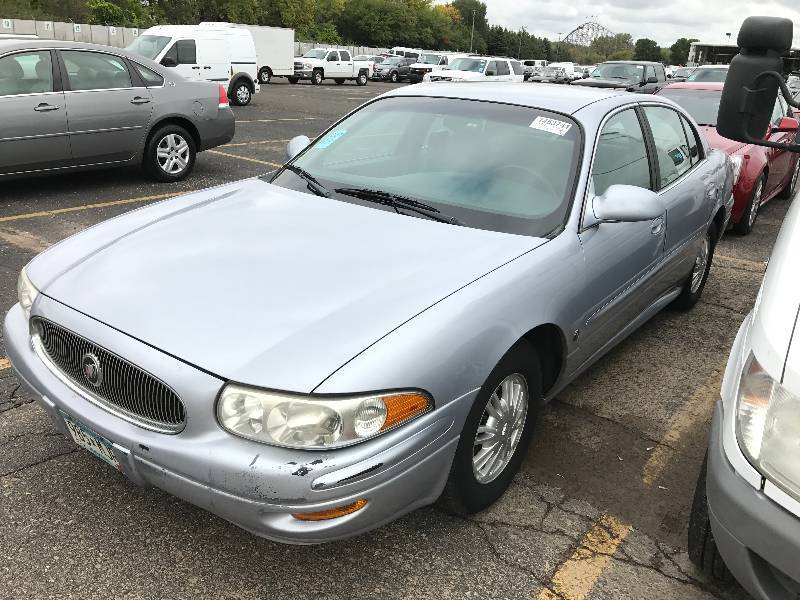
[
  {"left": 294, "top": 61, "right": 303, "bottom": 70},
  {"left": 33, "top": 318, "right": 186, "bottom": 433}
]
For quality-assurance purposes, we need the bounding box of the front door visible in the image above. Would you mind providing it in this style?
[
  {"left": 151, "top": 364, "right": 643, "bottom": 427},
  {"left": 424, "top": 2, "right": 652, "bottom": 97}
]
[
  {"left": 574, "top": 107, "right": 665, "bottom": 369},
  {"left": 160, "top": 39, "right": 200, "bottom": 81},
  {"left": 765, "top": 95, "right": 795, "bottom": 194},
  {"left": 59, "top": 50, "right": 153, "bottom": 165},
  {"left": 0, "top": 50, "right": 70, "bottom": 174}
]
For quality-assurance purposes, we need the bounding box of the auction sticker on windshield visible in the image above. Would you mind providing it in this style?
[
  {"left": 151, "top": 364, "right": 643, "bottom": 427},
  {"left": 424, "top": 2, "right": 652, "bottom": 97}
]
[
  {"left": 529, "top": 116, "right": 573, "bottom": 136},
  {"left": 317, "top": 129, "right": 347, "bottom": 148},
  {"left": 61, "top": 411, "right": 121, "bottom": 471}
]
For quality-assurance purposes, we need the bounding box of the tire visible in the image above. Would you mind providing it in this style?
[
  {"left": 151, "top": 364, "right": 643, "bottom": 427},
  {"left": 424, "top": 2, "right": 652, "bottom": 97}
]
[
  {"left": 779, "top": 158, "right": 800, "bottom": 199},
  {"left": 688, "top": 455, "right": 734, "bottom": 585},
  {"left": 230, "top": 80, "right": 252, "bottom": 106},
  {"left": 733, "top": 174, "right": 765, "bottom": 235},
  {"left": 672, "top": 223, "right": 717, "bottom": 310},
  {"left": 258, "top": 67, "right": 272, "bottom": 84},
  {"left": 287, "top": 77, "right": 299, "bottom": 84},
  {"left": 143, "top": 124, "right": 196, "bottom": 183},
  {"left": 390, "top": 71, "right": 399, "bottom": 83},
  {"left": 311, "top": 69, "right": 323, "bottom": 85},
  {"left": 334, "top": 78, "right": 345, "bottom": 85},
  {"left": 356, "top": 72, "right": 368, "bottom": 86},
  {"left": 438, "top": 341, "right": 542, "bottom": 515}
]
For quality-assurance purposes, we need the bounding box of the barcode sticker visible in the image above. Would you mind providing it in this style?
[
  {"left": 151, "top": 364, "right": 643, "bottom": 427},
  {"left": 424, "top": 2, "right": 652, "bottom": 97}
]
[{"left": 530, "top": 116, "right": 572, "bottom": 136}]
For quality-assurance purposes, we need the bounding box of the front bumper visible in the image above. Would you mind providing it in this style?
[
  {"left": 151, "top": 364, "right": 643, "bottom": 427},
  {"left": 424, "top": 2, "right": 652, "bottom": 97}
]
[
  {"left": 4, "top": 298, "right": 466, "bottom": 544},
  {"left": 707, "top": 401, "right": 800, "bottom": 598},
  {"left": 293, "top": 69, "right": 312, "bottom": 80}
]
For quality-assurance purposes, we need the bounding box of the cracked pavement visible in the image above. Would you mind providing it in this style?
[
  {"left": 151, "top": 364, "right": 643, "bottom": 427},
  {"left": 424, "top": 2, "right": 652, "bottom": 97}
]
[{"left": 0, "top": 80, "right": 779, "bottom": 599}]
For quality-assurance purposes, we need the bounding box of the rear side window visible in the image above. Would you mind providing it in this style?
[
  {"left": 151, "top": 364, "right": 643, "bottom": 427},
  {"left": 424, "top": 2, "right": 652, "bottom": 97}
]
[
  {"left": 132, "top": 62, "right": 164, "bottom": 87},
  {"left": 643, "top": 106, "right": 694, "bottom": 187},
  {"left": 679, "top": 114, "right": 702, "bottom": 165},
  {"left": 510, "top": 61, "right": 523, "bottom": 75},
  {"left": 496, "top": 61, "right": 510, "bottom": 76},
  {"left": 592, "top": 108, "right": 651, "bottom": 196},
  {"left": 0, "top": 51, "right": 52, "bottom": 96},
  {"left": 486, "top": 61, "right": 498, "bottom": 75},
  {"left": 340, "top": 50, "right": 351, "bottom": 61},
  {"left": 62, "top": 50, "right": 131, "bottom": 91}
]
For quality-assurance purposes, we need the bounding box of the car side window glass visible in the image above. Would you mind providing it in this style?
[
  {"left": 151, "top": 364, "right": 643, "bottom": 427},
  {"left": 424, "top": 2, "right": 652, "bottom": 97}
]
[
  {"left": 643, "top": 106, "right": 693, "bottom": 188},
  {"left": 679, "top": 114, "right": 701, "bottom": 166},
  {"left": 645, "top": 65, "right": 656, "bottom": 81},
  {"left": 176, "top": 40, "right": 196, "bottom": 64},
  {"left": 592, "top": 109, "right": 651, "bottom": 196},
  {"left": 340, "top": 50, "right": 351, "bottom": 61},
  {"left": 496, "top": 60, "right": 510, "bottom": 76},
  {"left": 441, "top": 56, "right": 448, "bottom": 65},
  {"left": 510, "top": 61, "right": 523, "bottom": 75},
  {"left": 486, "top": 61, "right": 498, "bottom": 75},
  {"left": 327, "top": 52, "right": 338, "bottom": 62},
  {"left": 132, "top": 62, "right": 164, "bottom": 87},
  {"left": 772, "top": 96, "right": 788, "bottom": 126},
  {"left": 0, "top": 51, "right": 53, "bottom": 96},
  {"left": 62, "top": 50, "right": 132, "bottom": 91}
]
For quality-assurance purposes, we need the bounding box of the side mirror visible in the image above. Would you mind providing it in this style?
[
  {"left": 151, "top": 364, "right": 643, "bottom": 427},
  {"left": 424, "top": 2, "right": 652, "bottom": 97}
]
[
  {"left": 286, "top": 135, "right": 311, "bottom": 160},
  {"left": 718, "top": 16, "right": 793, "bottom": 144},
  {"left": 773, "top": 116, "right": 800, "bottom": 133},
  {"left": 486, "top": 70, "right": 496, "bottom": 76},
  {"left": 593, "top": 185, "right": 665, "bottom": 223},
  {"left": 160, "top": 56, "right": 177, "bottom": 68}
]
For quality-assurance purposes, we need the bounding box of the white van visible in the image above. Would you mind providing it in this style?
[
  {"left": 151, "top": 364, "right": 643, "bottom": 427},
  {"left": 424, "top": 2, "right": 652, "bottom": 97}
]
[
  {"left": 389, "top": 47, "right": 422, "bottom": 59},
  {"left": 200, "top": 22, "right": 294, "bottom": 85},
  {"left": 127, "top": 24, "right": 259, "bottom": 106}
]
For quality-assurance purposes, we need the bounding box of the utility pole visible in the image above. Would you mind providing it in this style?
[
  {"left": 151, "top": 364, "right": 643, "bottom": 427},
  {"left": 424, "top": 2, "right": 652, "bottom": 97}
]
[{"left": 470, "top": 9, "right": 476, "bottom": 52}]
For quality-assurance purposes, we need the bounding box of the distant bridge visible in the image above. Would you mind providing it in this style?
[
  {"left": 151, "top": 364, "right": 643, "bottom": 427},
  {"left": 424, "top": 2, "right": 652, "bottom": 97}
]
[{"left": 562, "top": 21, "right": 615, "bottom": 46}]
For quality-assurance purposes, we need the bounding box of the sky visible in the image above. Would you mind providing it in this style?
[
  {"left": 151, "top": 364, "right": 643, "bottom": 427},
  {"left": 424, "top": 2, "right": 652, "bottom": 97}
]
[{"left": 482, "top": 0, "right": 800, "bottom": 47}]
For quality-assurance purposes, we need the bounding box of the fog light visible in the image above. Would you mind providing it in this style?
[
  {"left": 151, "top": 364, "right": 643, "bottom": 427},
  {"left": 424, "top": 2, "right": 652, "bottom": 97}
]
[{"left": 292, "top": 499, "right": 367, "bottom": 521}]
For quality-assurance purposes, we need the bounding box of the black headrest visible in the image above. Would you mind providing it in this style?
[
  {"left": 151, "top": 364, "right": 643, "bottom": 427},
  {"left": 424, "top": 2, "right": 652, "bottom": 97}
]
[{"left": 738, "top": 16, "right": 793, "bottom": 54}]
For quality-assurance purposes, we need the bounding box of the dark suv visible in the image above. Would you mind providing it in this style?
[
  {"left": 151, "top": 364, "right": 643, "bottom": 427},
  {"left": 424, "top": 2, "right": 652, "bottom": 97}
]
[
  {"left": 373, "top": 56, "right": 415, "bottom": 83},
  {"left": 571, "top": 60, "right": 667, "bottom": 93}
]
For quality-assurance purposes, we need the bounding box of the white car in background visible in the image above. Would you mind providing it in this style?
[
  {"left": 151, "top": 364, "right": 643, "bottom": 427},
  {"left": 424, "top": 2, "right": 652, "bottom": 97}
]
[
  {"left": 689, "top": 197, "right": 800, "bottom": 597},
  {"left": 687, "top": 64, "right": 730, "bottom": 83},
  {"left": 425, "top": 56, "right": 523, "bottom": 82}
]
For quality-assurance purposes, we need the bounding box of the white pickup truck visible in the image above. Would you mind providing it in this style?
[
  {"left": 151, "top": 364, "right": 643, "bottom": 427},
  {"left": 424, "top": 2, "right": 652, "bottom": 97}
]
[{"left": 291, "top": 48, "right": 370, "bottom": 85}]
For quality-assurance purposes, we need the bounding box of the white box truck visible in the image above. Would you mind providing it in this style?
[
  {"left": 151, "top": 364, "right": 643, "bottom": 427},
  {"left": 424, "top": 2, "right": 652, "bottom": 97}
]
[
  {"left": 200, "top": 22, "right": 294, "bottom": 84},
  {"left": 128, "top": 24, "right": 259, "bottom": 105}
]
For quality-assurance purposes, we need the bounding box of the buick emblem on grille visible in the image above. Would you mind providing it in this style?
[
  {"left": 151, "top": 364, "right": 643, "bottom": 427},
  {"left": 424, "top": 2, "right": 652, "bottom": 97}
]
[{"left": 81, "top": 352, "right": 103, "bottom": 387}]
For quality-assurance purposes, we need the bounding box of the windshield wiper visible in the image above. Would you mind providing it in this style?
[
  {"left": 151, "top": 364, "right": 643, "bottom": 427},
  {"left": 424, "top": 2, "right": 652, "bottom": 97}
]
[
  {"left": 283, "top": 164, "right": 331, "bottom": 198},
  {"left": 334, "top": 187, "right": 465, "bottom": 226}
]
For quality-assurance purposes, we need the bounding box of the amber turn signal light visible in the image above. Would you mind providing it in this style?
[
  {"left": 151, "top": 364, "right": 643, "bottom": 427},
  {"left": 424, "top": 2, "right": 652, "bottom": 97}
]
[
  {"left": 292, "top": 499, "right": 368, "bottom": 521},
  {"left": 381, "top": 393, "right": 431, "bottom": 432}
]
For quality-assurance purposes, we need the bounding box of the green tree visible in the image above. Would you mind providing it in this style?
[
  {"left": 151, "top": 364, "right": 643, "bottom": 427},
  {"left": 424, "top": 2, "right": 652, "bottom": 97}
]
[
  {"left": 669, "top": 37, "right": 698, "bottom": 66},
  {"left": 634, "top": 38, "right": 661, "bottom": 62},
  {"left": 86, "top": 0, "right": 123, "bottom": 24}
]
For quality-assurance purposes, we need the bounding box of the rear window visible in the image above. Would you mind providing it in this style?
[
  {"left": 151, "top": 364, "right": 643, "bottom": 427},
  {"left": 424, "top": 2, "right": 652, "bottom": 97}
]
[{"left": 657, "top": 88, "right": 721, "bottom": 126}]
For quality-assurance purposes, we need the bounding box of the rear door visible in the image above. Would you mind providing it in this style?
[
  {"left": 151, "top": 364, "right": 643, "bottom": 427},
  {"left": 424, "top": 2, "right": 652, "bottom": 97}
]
[
  {"left": 58, "top": 49, "right": 153, "bottom": 165},
  {"left": 339, "top": 50, "right": 354, "bottom": 77},
  {"left": 0, "top": 49, "right": 70, "bottom": 174}
]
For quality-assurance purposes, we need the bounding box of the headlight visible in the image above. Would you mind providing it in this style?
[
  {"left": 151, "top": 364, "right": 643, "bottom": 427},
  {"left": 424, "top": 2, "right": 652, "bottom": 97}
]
[
  {"left": 217, "top": 384, "right": 432, "bottom": 449},
  {"left": 303, "top": 62, "right": 312, "bottom": 69},
  {"left": 17, "top": 267, "right": 38, "bottom": 321},
  {"left": 736, "top": 353, "right": 800, "bottom": 500},
  {"left": 729, "top": 154, "right": 744, "bottom": 183}
]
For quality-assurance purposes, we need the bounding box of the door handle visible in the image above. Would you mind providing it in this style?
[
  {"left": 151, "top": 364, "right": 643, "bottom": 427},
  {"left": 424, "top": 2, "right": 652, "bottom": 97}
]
[
  {"left": 34, "top": 102, "right": 59, "bottom": 112},
  {"left": 203, "top": 66, "right": 211, "bottom": 70},
  {"left": 191, "top": 66, "right": 201, "bottom": 70},
  {"left": 130, "top": 96, "right": 151, "bottom": 105},
  {"left": 650, "top": 216, "right": 664, "bottom": 235}
]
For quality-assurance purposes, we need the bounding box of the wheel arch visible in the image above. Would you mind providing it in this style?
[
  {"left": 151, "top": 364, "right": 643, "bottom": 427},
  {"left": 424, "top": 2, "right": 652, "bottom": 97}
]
[
  {"left": 519, "top": 323, "right": 566, "bottom": 396},
  {"left": 144, "top": 116, "right": 201, "bottom": 152},
  {"left": 229, "top": 73, "right": 255, "bottom": 95}
]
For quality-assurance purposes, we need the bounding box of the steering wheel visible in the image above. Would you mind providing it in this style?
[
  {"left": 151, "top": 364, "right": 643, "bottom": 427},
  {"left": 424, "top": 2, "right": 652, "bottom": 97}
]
[{"left": 494, "top": 164, "right": 559, "bottom": 201}]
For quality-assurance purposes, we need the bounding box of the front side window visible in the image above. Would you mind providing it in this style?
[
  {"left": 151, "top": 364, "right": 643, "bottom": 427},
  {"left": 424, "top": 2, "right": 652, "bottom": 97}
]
[
  {"left": 269, "top": 96, "right": 582, "bottom": 237},
  {"left": 162, "top": 40, "right": 196, "bottom": 65},
  {"left": 592, "top": 109, "right": 651, "bottom": 196},
  {"left": 771, "top": 96, "right": 788, "bottom": 126},
  {"left": 326, "top": 52, "right": 339, "bottom": 62},
  {"left": 645, "top": 65, "right": 656, "bottom": 81},
  {"left": 0, "top": 51, "right": 52, "bottom": 96},
  {"left": 449, "top": 58, "right": 486, "bottom": 72},
  {"left": 62, "top": 50, "right": 131, "bottom": 91},
  {"left": 643, "top": 106, "right": 693, "bottom": 188}
]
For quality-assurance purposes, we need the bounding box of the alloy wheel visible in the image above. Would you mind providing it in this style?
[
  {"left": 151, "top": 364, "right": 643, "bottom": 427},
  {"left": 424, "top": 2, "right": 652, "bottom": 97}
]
[
  {"left": 236, "top": 85, "right": 250, "bottom": 105},
  {"left": 690, "top": 233, "right": 711, "bottom": 294},
  {"left": 748, "top": 179, "right": 763, "bottom": 228},
  {"left": 259, "top": 70, "right": 270, "bottom": 84},
  {"left": 472, "top": 373, "right": 528, "bottom": 484},
  {"left": 156, "top": 133, "right": 190, "bottom": 175}
]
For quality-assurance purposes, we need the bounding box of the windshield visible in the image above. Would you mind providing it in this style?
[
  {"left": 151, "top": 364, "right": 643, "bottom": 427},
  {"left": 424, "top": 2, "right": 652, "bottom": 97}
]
[
  {"left": 421, "top": 54, "right": 441, "bottom": 64},
  {"left": 449, "top": 58, "right": 486, "bottom": 72},
  {"left": 658, "top": 88, "right": 721, "bottom": 126},
  {"left": 687, "top": 67, "right": 728, "bottom": 82},
  {"left": 302, "top": 49, "right": 328, "bottom": 59},
  {"left": 591, "top": 63, "right": 643, "bottom": 81},
  {"left": 126, "top": 35, "right": 170, "bottom": 60},
  {"left": 269, "top": 96, "right": 582, "bottom": 237}
]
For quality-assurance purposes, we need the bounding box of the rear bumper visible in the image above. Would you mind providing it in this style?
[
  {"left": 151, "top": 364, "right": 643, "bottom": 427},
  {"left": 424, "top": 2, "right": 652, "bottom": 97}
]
[
  {"left": 4, "top": 299, "right": 467, "bottom": 544},
  {"left": 197, "top": 108, "right": 235, "bottom": 151},
  {"left": 707, "top": 401, "right": 800, "bottom": 599}
]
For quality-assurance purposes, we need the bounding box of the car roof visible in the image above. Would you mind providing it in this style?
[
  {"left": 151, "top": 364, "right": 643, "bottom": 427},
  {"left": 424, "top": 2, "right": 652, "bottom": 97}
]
[
  {"left": 382, "top": 82, "right": 653, "bottom": 116},
  {"left": 0, "top": 38, "right": 133, "bottom": 55},
  {"left": 604, "top": 60, "right": 661, "bottom": 65},
  {"left": 660, "top": 81, "right": 724, "bottom": 91}
]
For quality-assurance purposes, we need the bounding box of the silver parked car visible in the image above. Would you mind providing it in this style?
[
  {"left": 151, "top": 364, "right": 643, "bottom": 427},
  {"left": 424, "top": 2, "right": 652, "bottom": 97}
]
[
  {"left": 0, "top": 39, "right": 235, "bottom": 181},
  {"left": 6, "top": 84, "right": 732, "bottom": 543}
]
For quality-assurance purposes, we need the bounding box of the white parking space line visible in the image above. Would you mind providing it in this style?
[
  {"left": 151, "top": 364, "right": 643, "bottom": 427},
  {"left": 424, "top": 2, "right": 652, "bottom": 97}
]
[
  {"left": 0, "top": 358, "right": 10, "bottom": 370},
  {"left": 207, "top": 150, "right": 282, "bottom": 168},
  {"left": 0, "top": 228, "right": 50, "bottom": 253},
  {"left": 0, "top": 193, "right": 182, "bottom": 224}
]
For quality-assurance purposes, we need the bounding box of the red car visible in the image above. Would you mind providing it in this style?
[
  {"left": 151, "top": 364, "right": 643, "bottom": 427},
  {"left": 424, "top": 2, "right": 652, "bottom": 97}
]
[{"left": 657, "top": 82, "right": 800, "bottom": 234}]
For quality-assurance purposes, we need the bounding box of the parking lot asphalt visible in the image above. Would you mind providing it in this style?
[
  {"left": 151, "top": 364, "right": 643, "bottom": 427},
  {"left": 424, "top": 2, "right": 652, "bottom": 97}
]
[{"left": 0, "top": 78, "right": 778, "bottom": 599}]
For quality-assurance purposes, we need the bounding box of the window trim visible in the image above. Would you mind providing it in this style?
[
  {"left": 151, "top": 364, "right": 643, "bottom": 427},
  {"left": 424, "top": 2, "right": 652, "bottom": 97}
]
[
  {"left": 127, "top": 58, "right": 165, "bottom": 89},
  {"left": 56, "top": 48, "right": 135, "bottom": 93},
  {"left": 638, "top": 102, "right": 708, "bottom": 193},
  {"left": 0, "top": 48, "right": 59, "bottom": 98}
]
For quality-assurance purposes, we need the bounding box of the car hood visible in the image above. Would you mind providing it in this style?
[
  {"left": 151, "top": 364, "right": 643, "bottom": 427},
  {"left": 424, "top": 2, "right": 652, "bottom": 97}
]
[
  {"left": 699, "top": 126, "right": 747, "bottom": 155},
  {"left": 571, "top": 78, "right": 632, "bottom": 89},
  {"left": 31, "top": 179, "right": 542, "bottom": 393}
]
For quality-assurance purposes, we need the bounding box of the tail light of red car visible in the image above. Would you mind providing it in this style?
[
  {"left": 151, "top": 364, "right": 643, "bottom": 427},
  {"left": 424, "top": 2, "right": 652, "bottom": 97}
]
[{"left": 218, "top": 84, "right": 229, "bottom": 109}]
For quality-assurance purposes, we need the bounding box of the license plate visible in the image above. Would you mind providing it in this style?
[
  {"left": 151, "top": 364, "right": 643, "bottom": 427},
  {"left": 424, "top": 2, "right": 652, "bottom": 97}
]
[{"left": 61, "top": 411, "right": 121, "bottom": 471}]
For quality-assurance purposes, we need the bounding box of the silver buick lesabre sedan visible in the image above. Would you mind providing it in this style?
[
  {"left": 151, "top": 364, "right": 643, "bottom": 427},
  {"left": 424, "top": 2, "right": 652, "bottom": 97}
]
[
  {"left": 6, "top": 83, "right": 733, "bottom": 543},
  {"left": 0, "top": 39, "right": 234, "bottom": 182}
]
